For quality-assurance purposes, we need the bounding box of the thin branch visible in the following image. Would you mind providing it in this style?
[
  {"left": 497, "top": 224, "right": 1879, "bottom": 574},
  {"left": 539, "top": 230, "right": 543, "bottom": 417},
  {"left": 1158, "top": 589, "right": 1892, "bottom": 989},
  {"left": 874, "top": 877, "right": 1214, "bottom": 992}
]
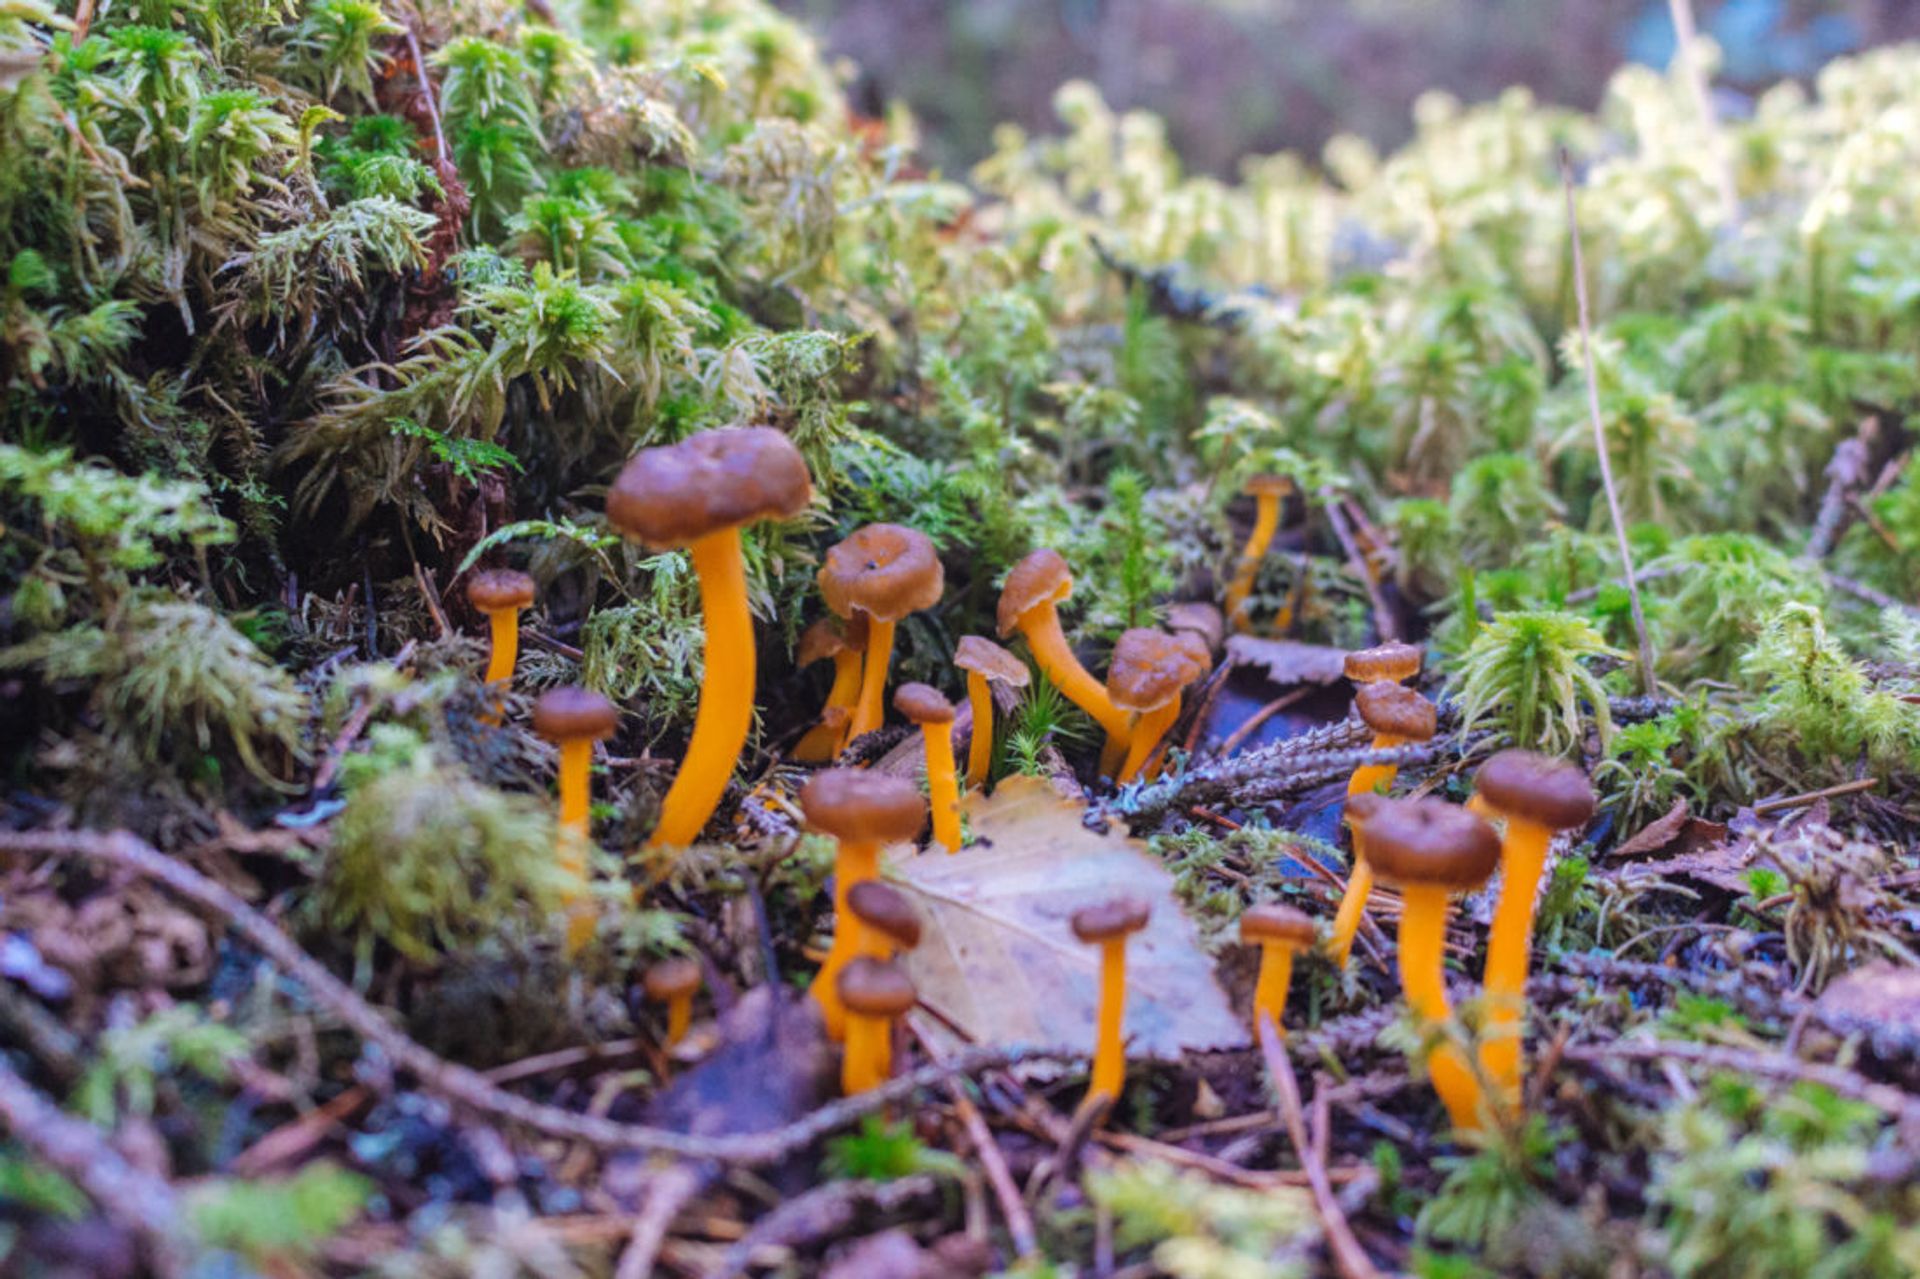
[
  {"left": 1803, "top": 419, "right": 1875, "bottom": 560},
  {"left": 1666, "top": 0, "right": 1740, "bottom": 225},
  {"left": 1564, "top": 1038, "right": 1920, "bottom": 1126},
  {"left": 1256, "top": 1014, "right": 1382, "bottom": 1279},
  {"left": 1560, "top": 147, "right": 1659, "bottom": 699}
]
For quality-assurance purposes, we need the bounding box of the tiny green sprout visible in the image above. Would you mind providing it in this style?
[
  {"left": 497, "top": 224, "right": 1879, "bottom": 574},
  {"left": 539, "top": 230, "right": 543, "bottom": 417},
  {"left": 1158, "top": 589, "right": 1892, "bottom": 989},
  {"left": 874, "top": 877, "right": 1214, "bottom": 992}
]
[
  {"left": 823, "top": 1117, "right": 964, "bottom": 1182},
  {"left": 1452, "top": 610, "right": 1621, "bottom": 756}
]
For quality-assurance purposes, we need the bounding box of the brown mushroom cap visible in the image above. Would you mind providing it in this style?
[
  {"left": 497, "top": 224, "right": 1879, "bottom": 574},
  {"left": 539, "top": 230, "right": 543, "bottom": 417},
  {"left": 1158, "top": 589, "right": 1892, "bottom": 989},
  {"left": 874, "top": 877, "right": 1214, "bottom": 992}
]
[
  {"left": 1241, "top": 902, "right": 1316, "bottom": 947},
  {"left": 532, "top": 686, "right": 618, "bottom": 742},
  {"left": 1475, "top": 750, "right": 1596, "bottom": 831},
  {"left": 643, "top": 956, "right": 701, "bottom": 1000},
  {"left": 606, "top": 427, "right": 812, "bottom": 549},
  {"left": 953, "top": 635, "right": 1031, "bottom": 687},
  {"left": 1245, "top": 474, "right": 1293, "bottom": 498},
  {"left": 798, "top": 617, "right": 866, "bottom": 668},
  {"left": 1355, "top": 681, "right": 1437, "bottom": 742},
  {"left": 818, "top": 524, "right": 944, "bottom": 623},
  {"left": 1165, "top": 602, "right": 1225, "bottom": 653},
  {"left": 1107, "top": 628, "right": 1207, "bottom": 712},
  {"left": 837, "top": 956, "right": 917, "bottom": 1018},
  {"left": 846, "top": 881, "right": 922, "bottom": 950},
  {"left": 894, "top": 682, "right": 956, "bottom": 725},
  {"left": 1170, "top": 630, "right": 1214, "bottom": 679},
  {"left": 1345, "top": 790, "right": 1387, "bottom": 825},
  {"left": 800, "top": 768, "right": 927, "bottom": 844},
  {"left": 1071, "top": 897, "right": 1152, "bottom": 943},
  {"left": 996, "top": 549, "right": 1074, "bottom": 637},
  {"left": 1360, "top": 797, "right": 1501, "bottom": 893},
  {"left": 467, "top": 568, "right": 536, "bottom": 613},
  {"left": 1343, "top": 641, "right": 1423, "bottom": 684}
]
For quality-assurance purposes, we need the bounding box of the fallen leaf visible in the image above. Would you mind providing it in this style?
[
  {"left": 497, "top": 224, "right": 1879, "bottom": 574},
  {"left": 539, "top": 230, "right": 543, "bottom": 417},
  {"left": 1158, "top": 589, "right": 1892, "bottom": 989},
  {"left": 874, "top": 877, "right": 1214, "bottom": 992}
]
[
  {"left": 1641, "top": 839, "right": 1757, "bottom": 893},
  {"left": 1609, "top": 799, "right": 1690, "bottom": 859},
  {"left": 1224, "top": 636, "right": 1349, "bottom": 686},
  {"left": 1814, "top": 963, "right": 1920, "bottom": 1035},
  {"left": 892, "top": 776, "right": 1249, "bottom": 1060},
  {"left": 643, "top": 986, "right": 835, "bottom": 1139}
]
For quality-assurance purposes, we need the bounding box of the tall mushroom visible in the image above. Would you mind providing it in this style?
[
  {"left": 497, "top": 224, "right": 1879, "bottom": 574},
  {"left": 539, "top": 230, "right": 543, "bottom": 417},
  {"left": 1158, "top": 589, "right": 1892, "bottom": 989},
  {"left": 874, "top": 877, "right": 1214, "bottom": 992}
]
[
  {"left": 793, "top": 615, "right": 869, "bottom": 763},
  {"left": 1224, "top": 474, "right": 1291, "bottom": 632},
  {"left": 1328, "top": 681, "right": 1437, "bottom": 966},
  {"left": 1343, "top": 640, "right": 1422, "bottom": 687},
  {"left": 532, "top": 686, "right": 617, "bottom": 953},
  {"left": 996, "top": 549, "right": 1130, "bottom": 740},
  {"left": 837, "top": 957, "right": 916, "bottom": 1095},
  {"left": 1072, "top": 897, "right": 1151, "bottom": 1104},
  {"left": 801, "top": 768, "right": 926, "bottom": 1041},
  {"left": 953, "top": 636, "right": 1029, "bottom": 789},
  {"left": 819, "top": 524, "right": 944, "bottom": 744},
  {"left": 1166, "top": 601, "right": 1225, "bottom": 658},
  {"left": 1242, "top": 902, "right": 1316, "bottom": 1036},
  {"left": 894, "top": 683, "right": 962, "bottom": 852},
  {"left": 1473, "top": 750, "right": 1595, "bottom": 1111},
  {"left": 847, "top": 880, "right": 921, "bottom": 960},
  {"left": 1106, "top": 628, "right": 1208, "bottom": 784},
  {"left": 644, "top": 957, "right": 701, "bottom": 1048},
  {"left": 607, "top": 427, "right": 813, "bottom": 849},
  {"left": 468, "top": 568, "right": 536, "bottom": 720},
  {"left": 1362, "top": 797, "right": 1501, "bottom": 1133}
]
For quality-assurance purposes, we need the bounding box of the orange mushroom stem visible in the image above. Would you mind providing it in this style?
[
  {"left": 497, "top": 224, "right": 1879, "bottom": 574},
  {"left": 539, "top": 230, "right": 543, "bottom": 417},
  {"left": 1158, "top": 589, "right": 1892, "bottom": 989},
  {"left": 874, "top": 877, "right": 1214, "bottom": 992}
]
[
  {"left": 644, "top": 957, "right": 702, "bottom": 1048},
  {"left": 894, "top": 684, "right": 962, "bottom": 852},
  {"left": 838, "top": 957, "right": 916, "bottom": 1095},
  {"left": 1242, "top": 903, "right": 1316, "bottom": 1036},
  {"left": 532, "top": 687, "right": 618, "bottom": 954},
  {"left": 1224, "top": 475, "right": 1290, "bottom": 632},
  {"left": 820, "top": 525, "right": 945, "bottom": 744},
  {"left": 997, "top": 550, "right": 1130, "bottom": 739},
  {"left": 1072, "top": 898, "right": 1151, "bottom": 1103},
  {"left": 467, "top": 568, "right": 535, "bottom": 721},
  {"left": 794, "top": 616, "right": 868, "bottom": 762},
  {"left": 1329, "top": 680, "right": 1437, "bottom": 966},
  {"left": 953, "top": 636, "right": 1029, "bottom": 789}
]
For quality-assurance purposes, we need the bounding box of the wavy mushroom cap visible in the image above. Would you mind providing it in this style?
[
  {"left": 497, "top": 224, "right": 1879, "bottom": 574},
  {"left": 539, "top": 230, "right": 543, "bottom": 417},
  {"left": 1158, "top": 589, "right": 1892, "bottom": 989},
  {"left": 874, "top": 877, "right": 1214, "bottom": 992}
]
[
  {"left": 798, "top": 616, "right": 867, "bottom": 668},
  {"left": 1165, "top": 601, "right": 1225, "bottom": 653},
  {"left": 837, "top": 956, "right": 917, "bottom": 1018},
  {"left": 1071, "top": 897, "right": 1152, "bottom": 943},
  {"left": 467, "top": 568, "right": 536, "bottom": 613},
  {"left": 800, "top": 768, "right": 927, "bottom": 844},
  {"left": 1343, "top": 641, "right": 1423, "bottom": 685},
  {"left": 606, "top": 427, "right": 812, "bottom": 549},
  {"left": 893, "top": 682, "right": 955, "bottom": 725},
  {"left": 1107, "top": 628, "right": 1207, "bottom": 713},
  {"left": 1360, "top": 797, "right": 1501, "bottom": 893},
  {"left": 1245, "top": 474, "right": 1293, "bottom": 499},
  {"left": 1170, "top": 630, "right": 1214, "bottom": 679},
  {"left": 531, "top": 686, "right": 618, "bottom": 742},
  {"left": 1241, "top": 902, "right": 1316, "bottom": 947},
  {"left": 1475, "top": 750, "right": 1597, "bottom": 831},
  {"left": 818, "top": 524, "right": 944, "bottom": 623},
  {"left": 953, "top": 635, "right": 1030, "bottom": 687},
  {"left": 1345, "top": 790, "right": 1387, "bottom": 825},
  {"left": 846, "top": 880, "right": 922, "bottom": 951},
  {"left": 996, "top": 548, "right": 1075, "bottom": 637},
  {"left": 1355, "top": 681, "right": 1437, "bottom": 742},
  {"left": 643, "top": 956, "right": 701, "bottom": 1000}
]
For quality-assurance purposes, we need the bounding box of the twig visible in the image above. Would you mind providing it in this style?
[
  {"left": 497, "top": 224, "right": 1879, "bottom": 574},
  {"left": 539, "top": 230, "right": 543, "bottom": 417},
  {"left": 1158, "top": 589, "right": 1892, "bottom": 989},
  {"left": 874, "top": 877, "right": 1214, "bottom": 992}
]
[
  {"left": 402, "top": 23, "right": 451, "bottom": 170},
  {"left": 910, "top": 1019, "right": 1037, "bottom": 1257},
  {"left": 0, "top": 827, "right": 1070, "bottom": 1165},
  {"left": 1825, "top": 571, "right": 1920, "bottom": 619},
  {"left": 1256, "top": 1015, "right": 1382, "bottom": 1279},
  {"left": 707, "top": 1173, "right": 942, "bottom": 1279},
  {"left": 1321, "top": 494, "right": 1397, "bottom": 642},
  {"left": 1804, "top": 420, "right": 1875, "bottom": 559},
  {"left": 1561, "top": 147, "right": 1659, "bottom": 699},
  {"left": 1666, "top": 0, "right": 1739, "bottom": 224},
  {"left": 1564, "top": 1038, "right": 1920, "bottom": 1125},
  {"left": 613, "top": 1163, "right": 702, "bottom": 1279},
  {"left": 414, "top": 562, "right": 452, "bottom": 641},
  {"left": 1217, "top": 687, "right": 1314, "bottom": 756},
  {"left": 1753, "top": 776, "right": 1878, "bottom": 815}
]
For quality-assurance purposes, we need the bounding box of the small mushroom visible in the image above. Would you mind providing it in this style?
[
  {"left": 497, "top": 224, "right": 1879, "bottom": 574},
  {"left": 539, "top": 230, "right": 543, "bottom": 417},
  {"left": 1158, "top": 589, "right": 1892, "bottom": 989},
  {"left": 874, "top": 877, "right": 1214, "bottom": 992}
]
[
  {"left": 1362, "top": 797, "right": 1501, "bottom": 1133},
  {"left": 467, "top": 568, "right": 536, "bottom": 719},
  {"left": 644, "top": 956, "right": 702, "bottom": 1048},
  {"left": 1343, "top": 640, "right": 1423, "bottom": 686},
  {"left": 894, "top": 682, "right": 962, "bottom": 852},
  {"left": 532, "top": 686, "right": 618, "bottom": 954},
  {"left": 997, "top": 549, "right": 1130, "bottom": 739},
  {"left": 1166, "top": 601, "right": 1225, "bottom": 656},
  {"left": 819, "top": 524, "right": 945, "bottom": 743},
  {"left": 846, "top": 880, "right": 921, "bottom": 960},
  {"left": 952, "top": 635, "right": 1030, "bottom": 789},
  {"left": 1224, "top": 474, "right": 1292, "bottom": 632},
  {"left": 801, "top": 769, "right": 927, "bottom": 1041},
  {"left": 1072, "top": 897, "right": 1152, "bottom": 1103},
  {"left": 1473, "top": 750, "right": 1595, "bottom": 1111},
  {"left": 1106, "top": 628, "right": 1209, "bottom": 784},
  {"left": 793, "top": 615, "right": 869, "bottom": 762},
  {"left": 1241, "top": 902, "right": 1316, "bottom": 1036},
  {"left": 1329, "top": 681, "right": 1438, "bottom": 967},
  {"left": 607, "top": 428, "right": 814, "bottom": 849},
  {"left": 837, "top": 956, "right": 917, "bottom": 1095}
]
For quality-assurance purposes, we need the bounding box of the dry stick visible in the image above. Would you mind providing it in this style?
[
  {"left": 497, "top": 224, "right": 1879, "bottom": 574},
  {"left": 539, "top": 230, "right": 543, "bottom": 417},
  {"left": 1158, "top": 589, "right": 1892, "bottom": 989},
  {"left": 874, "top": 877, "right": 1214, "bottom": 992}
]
[
  {"left": 1217, "top": 687, "right": 1314, "bottom": 756},
  {"left": 1666, "top": 0, "right": 1739, "bottom": 225},
  {"left": 1824, "top": 571, "right": 1920, "bottom": 619},
  {"left": 1565, "top": 1039, "right": 1920, "bottom": 1126},
  {"left": 1561, "top": 147, "right": 1658, "bottom": 700},
  {"left": 613, "top": 1163, "right": 703, "bottom": 1279},
  {"left": 1803, "top": 421, "right": 1875, "bottom": 560},
  {"left": 402, "top": 23, "right": 451, "bottom": 170},
  {"left": 0, "top": 828, "right": 1067, "bottom": 1165},
  {"left": 1752, "top": 776, "right": 1879, "bottom": 815},
  {"left": 1321, "top": 494, "right": 1398, "bottom": 642},
  {"left": 909, "top": 1018, "right": 1038, "bottom": 1258},
  {"left": 1256, "top": 1015, "right": 1382, "bottom": 1279}
]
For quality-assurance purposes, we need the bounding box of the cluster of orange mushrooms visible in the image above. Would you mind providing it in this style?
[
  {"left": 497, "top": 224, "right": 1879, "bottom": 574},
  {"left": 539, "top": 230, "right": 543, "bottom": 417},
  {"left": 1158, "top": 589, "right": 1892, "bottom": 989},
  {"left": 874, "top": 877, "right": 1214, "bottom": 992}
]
[{"left": 464, "top": 430, "right": 1596, "bottom": 1131}]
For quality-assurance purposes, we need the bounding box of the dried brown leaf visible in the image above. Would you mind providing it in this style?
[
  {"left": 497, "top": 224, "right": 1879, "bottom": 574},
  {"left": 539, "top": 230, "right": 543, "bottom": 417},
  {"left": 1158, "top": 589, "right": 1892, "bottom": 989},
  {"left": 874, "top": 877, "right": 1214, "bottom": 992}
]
[{"left": 1224, "top": 636, "right": 1350, "bottom": 686}]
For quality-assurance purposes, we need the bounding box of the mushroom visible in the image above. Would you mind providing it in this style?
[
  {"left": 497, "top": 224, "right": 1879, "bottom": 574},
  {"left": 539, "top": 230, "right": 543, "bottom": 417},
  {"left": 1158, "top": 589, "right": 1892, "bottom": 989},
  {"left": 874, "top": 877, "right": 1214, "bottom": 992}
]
[
  {"left": 1241, "top": 902, "right": 1316, "bottom": 1036},
  {"left": 801, "top": 768, "right": 926, "bottom": 1041},
  {"left": 1343, "top": 640, "right": 1423, "bottom": 686},
  {"left": 996, "top": 549, "right": 1130, "bottom": 739},
  {"left": 793, "top": 615, "right": 869, "bottom": 762},
  {"left": 819, "top": 524, "right": 945, "bottom": 744},
  {"left": 1166, "top": 601, "right": 1225, "bottom": 657},
  {"left": 1106, "top": 628, "right": 1209, "bottom": 784},
  {"left": 837, "top": 956, "right": 916, "bottom": 1095},
  {"left": 467, "top": 568, "right": 535, "bottom": 719},
  {"left": 1328, "top": 681, "right": 1438, "bottom": 967},
  {"left": 894, "top": 683, "right": 962, "bottom": 852},
  {"left": 607, "top": 427, "right": 813, "bottom": 849},
  {"left": 644, "top": 956, "right": 701, "bottom": 1048},
  {"left": 846, "top": 880, "right": 922, "bottom": 960},
  {"left": 1361, "top": 796, "right": 1501, "bottom": 1132},
  {"left": 1072, "top": 897, "right": 1151, "bottom": 1103},
  {"left": 953, "top": 635, "right": 1030, "bottom": 789},
  {"left": 1473, "top": 750, "right": 1595, "bottom": 1110},
  {"left": 532, "top": 686, "right": 618, "bottom": 953},
  {"left": 1224, "top": 474, "right": 1291, "bottom": 632}
]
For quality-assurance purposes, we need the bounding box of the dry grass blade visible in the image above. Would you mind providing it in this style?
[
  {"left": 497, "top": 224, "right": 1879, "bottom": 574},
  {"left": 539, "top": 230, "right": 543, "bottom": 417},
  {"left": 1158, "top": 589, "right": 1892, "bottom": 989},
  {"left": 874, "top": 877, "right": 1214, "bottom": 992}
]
[{"left": 1256, "top": 1014, "right": 1383, "bottom": 1279}]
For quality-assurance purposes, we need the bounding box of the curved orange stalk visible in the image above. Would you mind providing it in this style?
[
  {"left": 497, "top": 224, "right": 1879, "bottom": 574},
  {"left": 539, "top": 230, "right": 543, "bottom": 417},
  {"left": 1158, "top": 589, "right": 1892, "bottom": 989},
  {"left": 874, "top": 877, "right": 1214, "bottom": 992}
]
[
  {"left": 1479, "top": 815, "right": 1551, "bottom": 1113},
  {"left": 964, "top": 672, "right": 994, "bottom": 788},
  {"left": 1252, "top": 942, "right": 1294, "bottom": 1033},
  {"left": 484, "top": 608, "right": 520, "bottom": 688},
  {"left": 843, "top": 1012, "right": 888, "bottom": 1094},
  {"left": 1089, "top": 938, "right": 1129, "bottom": 1100},
  {"left": 1224, "top": 488, "right": 1283, "bottom": 633},
  {"left": 795, "top": 648, "right": 863, "bottom": 762},
  {"left": 555, "top": 737, "right": 596, "bottom": 955},
  {"left": 1327, "top": 734, "right": 1405, "bottom": 967},
  {"left": 1099, "top": 726, "right": 1128, "bottom": 780},
  {"left": 649, "top": 527, "right": 754, "bottom": 849},
  {"left": 808, "top": 840, "right": 879, "bottom": 1041},
  {"left": 920, "top": 721, "right": 962, "bottom": 852},
  {"left": 846, "top": 617, "right": 896, "bottom": 744},
  {"left": 664, "top": 992, "right": 692, "bottom": 1047},
  {"left": 1398, "top": 883, "right": 1487, "bottom": 1133},
  {"left": 1117, "top": 701, "right": 1179, "bottom": 784},
  {"left": 1019, "top": 609, "right": 1129, "bottom": 738}
]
